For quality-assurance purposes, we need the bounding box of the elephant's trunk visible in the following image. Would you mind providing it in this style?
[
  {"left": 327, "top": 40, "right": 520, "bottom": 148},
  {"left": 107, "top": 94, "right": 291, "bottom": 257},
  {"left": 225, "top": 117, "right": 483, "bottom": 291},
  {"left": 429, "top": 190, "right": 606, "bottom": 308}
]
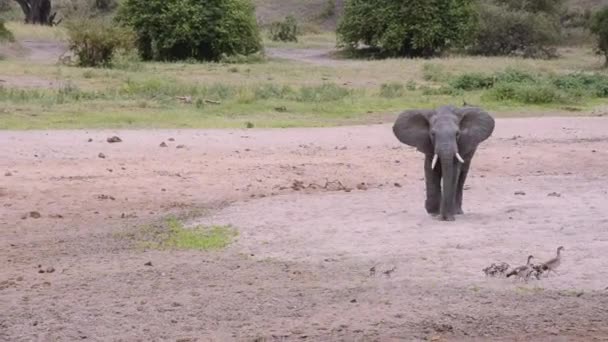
[{"left": 439, "top": 151, "right": 457, "bottom": 221}]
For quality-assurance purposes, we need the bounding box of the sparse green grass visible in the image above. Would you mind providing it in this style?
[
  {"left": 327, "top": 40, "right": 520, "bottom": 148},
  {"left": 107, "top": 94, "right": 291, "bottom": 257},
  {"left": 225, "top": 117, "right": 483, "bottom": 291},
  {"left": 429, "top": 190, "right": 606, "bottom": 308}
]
[{"left": 137, "top": 217, "right": 237, "bottom": 251}]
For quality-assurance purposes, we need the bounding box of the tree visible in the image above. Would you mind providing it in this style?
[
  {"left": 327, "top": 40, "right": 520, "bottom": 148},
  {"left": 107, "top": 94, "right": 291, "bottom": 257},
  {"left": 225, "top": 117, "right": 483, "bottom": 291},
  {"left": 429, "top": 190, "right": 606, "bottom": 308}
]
[
  {"left": 469, "top": 3, "right": 561, "bottom": 58},
  {"left": 337, "top": 0, "right": 476, "bottom": 58},
  {"left": 13, "top": 0, "right": 58, "bottom": 25},
  {"left": 591, "top": 7, "right": 608, "bottom": 67},
  {"left": 116, "top": 0, "right": 262, "bottom": 61}
]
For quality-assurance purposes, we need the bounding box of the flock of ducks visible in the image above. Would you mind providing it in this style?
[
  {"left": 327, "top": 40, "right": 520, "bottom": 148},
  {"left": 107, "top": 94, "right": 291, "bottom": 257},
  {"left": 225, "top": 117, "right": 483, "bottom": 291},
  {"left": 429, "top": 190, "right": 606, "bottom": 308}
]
[{"left": 483, "top": 246, "right": 565, "bottom": 282}]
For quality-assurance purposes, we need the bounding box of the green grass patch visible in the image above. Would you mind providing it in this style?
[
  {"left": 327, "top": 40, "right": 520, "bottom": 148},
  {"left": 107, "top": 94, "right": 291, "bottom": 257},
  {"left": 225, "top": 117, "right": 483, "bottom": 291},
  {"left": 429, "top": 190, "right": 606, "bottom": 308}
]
[{"left": 137, "top": 217, "right": 237, "bottom": 251}]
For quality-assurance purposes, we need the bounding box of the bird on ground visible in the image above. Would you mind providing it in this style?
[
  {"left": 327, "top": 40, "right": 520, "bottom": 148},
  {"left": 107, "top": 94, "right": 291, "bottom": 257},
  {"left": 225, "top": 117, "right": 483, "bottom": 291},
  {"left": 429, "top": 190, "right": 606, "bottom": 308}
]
[
  {"left": 539, "top": 246, "right": 565, "bottom": 276},
  {"left": 483, "top": 262, "right": 510, "bottom": 277},
  {"left": 506, "top": 255, "right": 534, "bottom": 280}
]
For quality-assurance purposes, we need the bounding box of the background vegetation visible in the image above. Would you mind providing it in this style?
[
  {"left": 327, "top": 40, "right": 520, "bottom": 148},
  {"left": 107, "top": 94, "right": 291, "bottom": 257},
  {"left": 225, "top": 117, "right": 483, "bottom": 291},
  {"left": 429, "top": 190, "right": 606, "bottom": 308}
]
[{"left": 0, "top": 0, "right": 607, "bottom": 129}]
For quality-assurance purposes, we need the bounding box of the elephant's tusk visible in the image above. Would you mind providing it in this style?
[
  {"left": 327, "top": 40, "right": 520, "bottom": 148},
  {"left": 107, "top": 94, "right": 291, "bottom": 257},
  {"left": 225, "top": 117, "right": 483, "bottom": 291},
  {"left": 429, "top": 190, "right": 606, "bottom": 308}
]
[
  {"left": 431, "top": 154, "right": 438, "bottom": 169},
  {"left": 456, "top": 153, "right": 465, "bottom": 163}
]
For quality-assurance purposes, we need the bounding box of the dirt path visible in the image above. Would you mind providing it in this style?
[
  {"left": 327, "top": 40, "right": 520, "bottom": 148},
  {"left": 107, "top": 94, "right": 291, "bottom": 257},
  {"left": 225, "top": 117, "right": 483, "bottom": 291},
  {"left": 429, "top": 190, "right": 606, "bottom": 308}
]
[
  {"left": 266, "top": 47, "right": 342, "bottom": 66},
  {"left": 2, "top": 117, "right": 608, "bottom": 341}
]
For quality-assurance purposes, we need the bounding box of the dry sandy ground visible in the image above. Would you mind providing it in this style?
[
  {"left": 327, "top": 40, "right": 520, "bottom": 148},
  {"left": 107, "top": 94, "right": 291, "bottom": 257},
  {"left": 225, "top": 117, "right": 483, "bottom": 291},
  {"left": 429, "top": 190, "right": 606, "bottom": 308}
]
[{"left": 2, "top": 117, "right": 608, "bottom": 341}]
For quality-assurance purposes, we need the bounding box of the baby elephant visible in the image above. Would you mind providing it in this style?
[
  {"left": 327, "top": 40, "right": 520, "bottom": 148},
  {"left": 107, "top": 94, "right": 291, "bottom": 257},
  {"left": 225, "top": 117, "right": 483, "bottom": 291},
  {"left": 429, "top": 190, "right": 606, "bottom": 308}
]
[{"left": 392, "top": 105, "right": 495, "bottom": 221}]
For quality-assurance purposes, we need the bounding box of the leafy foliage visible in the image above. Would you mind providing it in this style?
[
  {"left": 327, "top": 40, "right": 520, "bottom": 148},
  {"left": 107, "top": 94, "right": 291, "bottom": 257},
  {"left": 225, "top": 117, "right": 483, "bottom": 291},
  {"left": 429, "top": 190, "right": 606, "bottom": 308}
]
[
  {"left": 116, "top": 0, "right": 262, "bottom": 61},
  {"left": 0, "top": 19, "right": 14, "bottom": 42},
  {"left": 66, "top": 18, "right": 136, "bottom": 67},
  {"left": 268, "top": 15, "right": 298, "bottom": 42},
  {"left": 590, "top": 7, "right": 608, "bottom": 66},
  {"left": 448, "top": 68, "right": 608, "bottom": 104},
  {"left": 337, "top": 0, "right": 476, "bottom": 57},
  {"left": 469, "top": 2, "right": 561, "bottom": 58}
]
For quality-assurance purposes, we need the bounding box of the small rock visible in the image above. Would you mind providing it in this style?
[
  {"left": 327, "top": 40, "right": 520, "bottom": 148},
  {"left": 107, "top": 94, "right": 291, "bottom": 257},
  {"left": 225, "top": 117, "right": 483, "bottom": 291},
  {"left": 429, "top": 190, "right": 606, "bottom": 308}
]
[
  {"left": 356, "top": 183, "right": 368, "bottom": 190},
  {"left": 98, "top": 153, "right": 106, "bottom": 159},
  {"left": 144, "top": 261, "right": 152, "bottom": 266},
  {"left": 4, "top": 171, "right": 12, "bottom": 176},
  {"left": 107, "top": 136, "right": 122, "bottom": 143},
  {"left": 592, "top": 150, "right": 597, "bottom": 153},
  {"left": 87, "top": 138, "right": 93, "bottom": 142},
  {"left": 350, "top": 299, "right": 357, "bottom": 303},
  {"left": 176, "top": 144, "right": 185, "bottom": 149},
  {"left": 274, "top": 106, "right": 287, "bottom": 112},
  {"left": 245, "top": 122, "right": 255, "bottom": 129},
  {"left": 46, "top": 267, "right": 55, "bottom": 273},
  {"left": 38, "top": 269, "right": 45, "bottom": 274},
  {"left": 159, "top": 142, "right": 168, "bottom": 147},
  {"left": 547, "top": 192, "right": 561, "bottom": 197},
  {"left": 29, "top": 211, "right": 41, "bottom": 219},
  {"left": 394, "top": 182, "right": 402, "bottom": 188},
  {"left": 168, "top": 138, "right": 175, "bottom": 142},
  {"left": 514, "top": 191, "right": 526, "bottom": 196}
]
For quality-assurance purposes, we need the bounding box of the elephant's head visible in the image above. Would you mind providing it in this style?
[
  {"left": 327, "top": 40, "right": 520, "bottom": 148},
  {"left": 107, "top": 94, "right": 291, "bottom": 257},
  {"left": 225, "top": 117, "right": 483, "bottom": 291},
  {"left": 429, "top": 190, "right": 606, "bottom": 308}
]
[{"left": 392, "top": 105, "right": 495, "bottom": 220}]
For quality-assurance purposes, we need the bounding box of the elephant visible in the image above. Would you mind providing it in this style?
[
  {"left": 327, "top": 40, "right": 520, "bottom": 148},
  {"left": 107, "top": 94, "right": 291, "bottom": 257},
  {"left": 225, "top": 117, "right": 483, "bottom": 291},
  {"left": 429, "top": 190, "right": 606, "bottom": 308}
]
[{"left": 392, "top": 105, "right": 495, "bottom": 221}]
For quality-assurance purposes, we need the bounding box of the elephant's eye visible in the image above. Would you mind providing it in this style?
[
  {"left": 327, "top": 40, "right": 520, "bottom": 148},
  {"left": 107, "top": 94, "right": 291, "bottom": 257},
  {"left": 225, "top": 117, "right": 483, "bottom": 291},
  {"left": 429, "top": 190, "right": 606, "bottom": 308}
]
[{"left": 456, "top": 131, "right": 461, "bottom": 139}]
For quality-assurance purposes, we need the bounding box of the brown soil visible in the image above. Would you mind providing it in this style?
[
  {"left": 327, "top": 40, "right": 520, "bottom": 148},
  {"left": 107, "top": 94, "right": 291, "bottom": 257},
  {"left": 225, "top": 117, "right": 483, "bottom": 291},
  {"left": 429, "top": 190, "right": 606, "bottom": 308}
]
[{"left": 2, "top": 117, "right": 608, "bottom": 341}]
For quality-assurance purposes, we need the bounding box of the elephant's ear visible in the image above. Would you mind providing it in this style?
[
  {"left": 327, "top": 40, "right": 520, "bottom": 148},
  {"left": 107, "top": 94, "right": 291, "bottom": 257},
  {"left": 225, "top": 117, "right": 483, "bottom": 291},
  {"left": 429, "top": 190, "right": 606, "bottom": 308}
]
[
  {"left": 392, "top": 110, "right": 434, "bottom": 154},
  {"left": 457, "top": 107, "right": 495, "bottom": 155}
]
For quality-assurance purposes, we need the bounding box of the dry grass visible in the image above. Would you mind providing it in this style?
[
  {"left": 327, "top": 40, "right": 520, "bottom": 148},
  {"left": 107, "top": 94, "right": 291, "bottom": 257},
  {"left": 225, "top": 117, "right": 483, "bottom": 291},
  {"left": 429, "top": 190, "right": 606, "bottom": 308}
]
[{"left": 4, "top": 21, "right": 67, "bottom": 41}]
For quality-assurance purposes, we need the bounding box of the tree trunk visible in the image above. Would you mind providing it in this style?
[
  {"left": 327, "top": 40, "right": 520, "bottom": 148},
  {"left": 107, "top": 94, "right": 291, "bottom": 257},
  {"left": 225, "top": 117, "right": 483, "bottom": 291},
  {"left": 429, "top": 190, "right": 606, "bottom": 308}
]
[{"left": 14, "top": 0, "right": 55, "bottom": 26}]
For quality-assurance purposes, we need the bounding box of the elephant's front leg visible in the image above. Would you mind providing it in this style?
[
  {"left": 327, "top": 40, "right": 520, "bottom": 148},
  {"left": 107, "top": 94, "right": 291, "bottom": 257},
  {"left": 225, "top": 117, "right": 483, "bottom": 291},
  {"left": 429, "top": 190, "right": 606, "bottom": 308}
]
[
  {"left": 455, "top": 158, "right": 472, "bottom": 215},
  {"left": 424, "top": 154, "right": 441, "bottom": 215}
]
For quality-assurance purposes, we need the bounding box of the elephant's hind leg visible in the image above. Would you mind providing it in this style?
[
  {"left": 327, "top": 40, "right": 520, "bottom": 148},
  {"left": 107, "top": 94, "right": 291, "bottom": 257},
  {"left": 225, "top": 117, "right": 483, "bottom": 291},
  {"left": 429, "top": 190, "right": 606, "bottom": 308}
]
[{"left": 424, "top": 154, "right": 442, "bottom": 215}]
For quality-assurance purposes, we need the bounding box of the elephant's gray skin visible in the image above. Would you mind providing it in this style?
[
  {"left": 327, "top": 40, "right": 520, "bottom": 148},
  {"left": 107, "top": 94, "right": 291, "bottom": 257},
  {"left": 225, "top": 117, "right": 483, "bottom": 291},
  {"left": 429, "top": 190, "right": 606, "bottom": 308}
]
[{"left": 392, "top": 105, "right": 495, "bottom": 221}]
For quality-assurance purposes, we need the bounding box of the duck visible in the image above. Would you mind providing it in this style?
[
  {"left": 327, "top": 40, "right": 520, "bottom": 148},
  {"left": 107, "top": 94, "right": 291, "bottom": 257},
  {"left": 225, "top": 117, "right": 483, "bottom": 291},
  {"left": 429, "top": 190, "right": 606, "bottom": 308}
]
[
  {"left": 506, "top": 255, "right": 534, "bottom": 280},
  {"left": 483, "top": 262, "right": 510, "bottom": 277},
  {"left": 539, "top": 246, "right": 565, "bottom": 276}
]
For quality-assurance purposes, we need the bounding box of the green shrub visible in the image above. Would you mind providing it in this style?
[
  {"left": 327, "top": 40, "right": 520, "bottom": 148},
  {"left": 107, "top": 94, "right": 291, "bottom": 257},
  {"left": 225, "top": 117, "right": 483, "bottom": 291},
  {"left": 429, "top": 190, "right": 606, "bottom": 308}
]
[
  {"left": 422, "top": 64, "right": 448, "bottom": 82},
  {"left": 591, "top": 7, "right": 608, "bottom": 66},
  {"left": 470, "top": 3, "right": 560, "bottom": 58},
  {"left": 0, "top": 19, "right": 13, "bottom": 42},
  {"left": 379, "top": 82, "right": 405, "bottom": 98},
  {"left": 318, "top": 0, "right": 336, "bottom": 20},
  {"left": 551, "top": 73, "right": 608, "bottom": 97},
  {"left": 117, "top": 0, "right": 262, "bottom": 62},
  {"left": 486, "top": 82, "right": 568, "bottom": 104},
  {"left": 494, "top": 68, "right": 538, "bottom": 83},
  {"left": 337, "top": 0, "right": 476, "bottom": 57},
  {"left": 111, "top": 48, "right": 143, "bottom": 71},
  {"left": 449, "top": 73, "right": 494, "bottom": 90},
  {"left": 66, "top": 18, "right": 136, "bottom": 67},
  {"left": 269, "top": 15, "right": 298, "bottom": 42}
]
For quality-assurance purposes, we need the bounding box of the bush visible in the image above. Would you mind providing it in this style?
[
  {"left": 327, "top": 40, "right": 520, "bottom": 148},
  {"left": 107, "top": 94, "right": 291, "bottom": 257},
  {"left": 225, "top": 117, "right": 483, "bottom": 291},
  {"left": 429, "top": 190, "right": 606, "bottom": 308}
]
[
  {"left": 486, "top": 82, "right": 568, "bottom": 104},
  {"left": 379, "top": 82, "right": 405, "bottom": 98},
  {"left": 117, "top": 0, "right": 262, "bottom": 62},
  {"left": 469, "top": 3, "right": 560, "bottom": 58},
  {"left": 0, "top": 19, "right": 13, "bottom": 42},
  {"left": 0, "top": 0, "right": 11, "bottom": 12},
  {"left": 337, "top": 0, "right": 476, "bottom": 57},
  {"left": 66, "top": 18, "right": 136, "bottom": 67},
  {"left": 591, "top": 7, "right": 608, "bottom": 67},
  {"left": 449, "top": 73, "right": 494, "bottom": 90},
  {"left": 268, "top": 16, "right": 298, "bottom": 42}
]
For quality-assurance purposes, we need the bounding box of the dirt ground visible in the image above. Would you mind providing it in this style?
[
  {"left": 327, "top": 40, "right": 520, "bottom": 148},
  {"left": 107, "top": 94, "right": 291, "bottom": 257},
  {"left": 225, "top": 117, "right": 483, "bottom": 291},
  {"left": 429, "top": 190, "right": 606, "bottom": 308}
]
[{"left": 2, "top": 116, "right": 608, "bottom": 341}]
